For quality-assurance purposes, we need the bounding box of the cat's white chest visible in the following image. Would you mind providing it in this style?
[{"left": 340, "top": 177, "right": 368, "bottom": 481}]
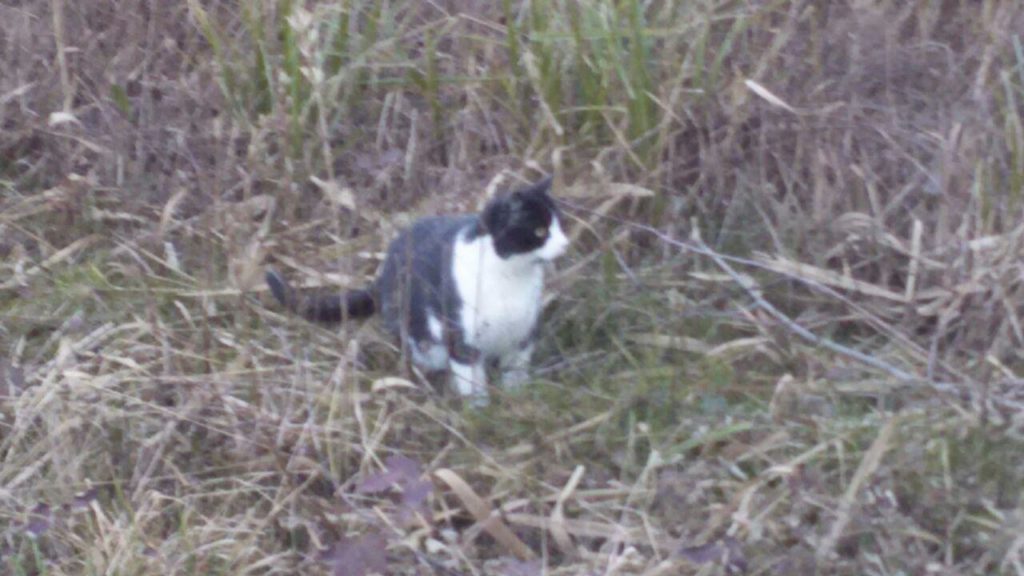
[{"left": 452, "top": 234, "right": 544, "bottom": 356}]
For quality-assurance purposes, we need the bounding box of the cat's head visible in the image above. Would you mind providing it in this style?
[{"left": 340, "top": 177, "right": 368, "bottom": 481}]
[{"left": 482, "top": 177, "right": 570, "bottom": 261}]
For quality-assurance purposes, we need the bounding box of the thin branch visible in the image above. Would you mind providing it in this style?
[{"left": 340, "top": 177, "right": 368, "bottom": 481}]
[
  {"left": 562, "top": 200, "right": 968, "bottom": 392},
  {"left": 690, "top": 233, "right": 917, "bottom": 382}
]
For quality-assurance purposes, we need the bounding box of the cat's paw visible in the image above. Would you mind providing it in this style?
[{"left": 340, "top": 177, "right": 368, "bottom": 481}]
[
  {"left": 450, "top": 361, "right": 489, "bottom": 406},
  {"left": 465, "top": 390, "right": 491, "bottom": 408},
  {"left": 501, "top": 369, "right": 531, "bottom": 390}
]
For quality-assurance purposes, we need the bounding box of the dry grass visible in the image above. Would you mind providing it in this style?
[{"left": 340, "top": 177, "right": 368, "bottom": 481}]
[{"left": 3, "top": 0, "right": 1024, "bottom": 574}]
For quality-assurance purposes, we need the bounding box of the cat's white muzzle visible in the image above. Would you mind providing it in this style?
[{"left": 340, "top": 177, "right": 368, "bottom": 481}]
[{"left": 537, "top": 217, "right": 570, "bottom": 261}]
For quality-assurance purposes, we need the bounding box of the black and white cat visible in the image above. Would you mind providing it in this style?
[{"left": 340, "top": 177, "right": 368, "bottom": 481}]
[{"left": 266, "top": 177, "right": 570, "bottom": 404}]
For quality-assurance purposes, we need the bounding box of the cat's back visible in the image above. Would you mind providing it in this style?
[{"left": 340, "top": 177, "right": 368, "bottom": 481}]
[
  {"left": 383, "top": 214, "right": 476, "bottom": 266},
  {"left": 410, "top": 214, "right": 477, "bottom": 242},
  {"left": 375, "top": 213, "right": 476, "bottom": 335}
]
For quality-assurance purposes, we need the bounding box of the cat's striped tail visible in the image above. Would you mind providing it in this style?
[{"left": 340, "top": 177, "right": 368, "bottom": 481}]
[{"left": 265, "top": 269, "right": 376, "bottom": 323}]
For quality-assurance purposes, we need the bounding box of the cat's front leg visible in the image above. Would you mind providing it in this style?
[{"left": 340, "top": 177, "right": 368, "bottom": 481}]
[
  {"left": 450, "top": 360, "right": 488, "bottom": 406},
  {"left": 446, "top": 335, "right": 488, "bottom": 405},
  {"left": 500, "top": 343, "right": 534, "bottom": 390}
]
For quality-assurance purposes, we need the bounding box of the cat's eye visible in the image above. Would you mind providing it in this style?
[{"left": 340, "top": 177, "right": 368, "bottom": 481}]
[{"left": 535, "top": 226, "right": 549, "bottom": 238}]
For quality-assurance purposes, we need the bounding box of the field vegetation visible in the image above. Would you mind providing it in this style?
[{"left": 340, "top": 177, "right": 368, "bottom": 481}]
[{"left": 3, "top": 0, "right": 1024, "bottom": 574}]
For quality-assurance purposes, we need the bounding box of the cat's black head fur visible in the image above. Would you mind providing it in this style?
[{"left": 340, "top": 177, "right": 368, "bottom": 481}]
[{"left": 481, "top": 177, "right": 559, "bottom": 258}]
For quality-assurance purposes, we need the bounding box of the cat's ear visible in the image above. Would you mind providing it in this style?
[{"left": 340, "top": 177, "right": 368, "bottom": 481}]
[
  {"left": 532, "top": 175, "right": 554, "bottom": 195},
  {"left": 515, "top": 176, "right": 553, "bottom": 198}
]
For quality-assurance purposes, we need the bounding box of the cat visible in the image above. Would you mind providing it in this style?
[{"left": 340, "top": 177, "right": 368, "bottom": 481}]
[{"left": 265, "top": 176, "right": 570, "bottom": 405}]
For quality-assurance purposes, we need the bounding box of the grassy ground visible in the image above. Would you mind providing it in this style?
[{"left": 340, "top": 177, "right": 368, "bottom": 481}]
[{"left": 3, "top": 0, "right": 1024, "bottom": 574}]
